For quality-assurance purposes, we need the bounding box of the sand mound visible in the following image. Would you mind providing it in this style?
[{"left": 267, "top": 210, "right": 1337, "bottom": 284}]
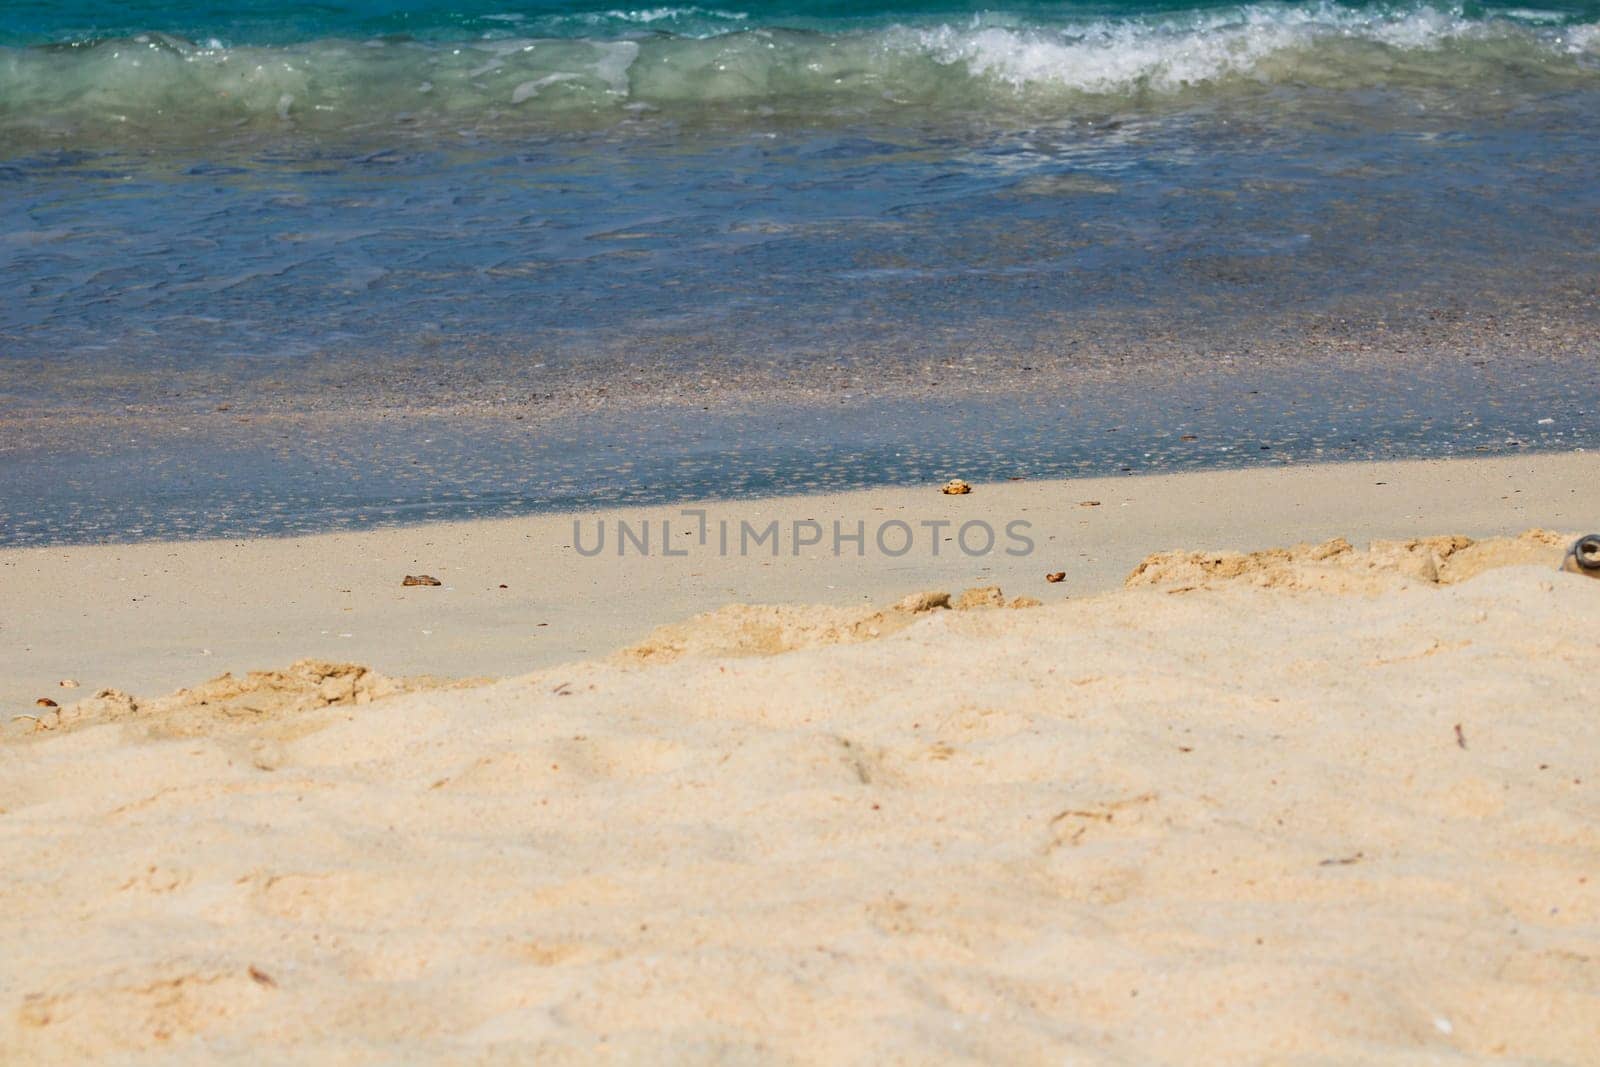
[
  {"left": 1126, "top": 528, "right": 1570, "bottom": 592},
  {"left": 623, "top": 531, "right": 1574, "bottom": 665},
  {"left": 616, "top": 586, "right": 1040, "bottom": 664},
  {"left": 3, "top": 535, "right": 1598, "bottom": 1062},
  {"left": 8, "top": 660, "right": 438, "bottom": 743}
]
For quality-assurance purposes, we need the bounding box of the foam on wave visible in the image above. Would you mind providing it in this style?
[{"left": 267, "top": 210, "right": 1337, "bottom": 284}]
[{"left": 0, "top": 2, "right": 1595, "bottom": 145}]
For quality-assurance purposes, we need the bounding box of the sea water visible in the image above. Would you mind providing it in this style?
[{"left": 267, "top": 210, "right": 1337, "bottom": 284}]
[{"left": 2, "top": 1, "right": 1598, "bottom": 542}]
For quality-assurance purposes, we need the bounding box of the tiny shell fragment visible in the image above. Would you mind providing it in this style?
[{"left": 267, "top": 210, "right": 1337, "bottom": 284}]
[
  {"left": 1046, "top": 572, "right": 1066, "bottom": 583},
  {"left": 941, "top": 479, "right": 972, "bottom": 495},
  {"left": 402, "top": 575, "right": 443, "bottom": 587}
]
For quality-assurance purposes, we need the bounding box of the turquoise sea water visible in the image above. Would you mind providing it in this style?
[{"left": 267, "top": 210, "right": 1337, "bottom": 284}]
[
  {"left": 2, "top": 2, "right": 1598, "bottom": 542},
  {"left": 7, "top": 0, "right": 1593, "bottom": 42},
  {"left": 3, "top": 0, "right": 1599, "bottom": 140}
]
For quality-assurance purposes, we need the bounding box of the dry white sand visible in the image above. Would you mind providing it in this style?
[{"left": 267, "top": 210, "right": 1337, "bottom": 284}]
[{"left": 2, "top": 469, "right": 1598, "bottom": 1061}]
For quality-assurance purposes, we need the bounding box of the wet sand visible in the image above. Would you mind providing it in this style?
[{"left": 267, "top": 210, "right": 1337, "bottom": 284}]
[
  {"left": 4, "top": 296, "right": 1597, "bottom": 546},
  {"left": 2, "top": 450, "right": 1594, "bottom": 714}
]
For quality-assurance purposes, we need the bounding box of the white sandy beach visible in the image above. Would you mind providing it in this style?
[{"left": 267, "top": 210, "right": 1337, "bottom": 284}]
[{"left": 2, "top": 454, "right": 1598, "bottom": 1063}]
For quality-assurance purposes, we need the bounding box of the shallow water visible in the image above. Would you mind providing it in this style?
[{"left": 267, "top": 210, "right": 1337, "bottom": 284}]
[
  {"left": 3, "top": 344, "right": 1594, "bottom": 545},
  {"left": 3, "top": 1, "right": 1598, "bottom": 544}
]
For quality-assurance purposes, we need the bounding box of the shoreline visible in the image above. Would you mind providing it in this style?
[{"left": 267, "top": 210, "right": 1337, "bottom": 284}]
[
  {"left": 3, "top": 459, "right": 1598, "bottom": 1060},
  {"left": 3, "top": 450, "right": 1594, "bottom": 712},
  {"left": 4, "top": 343, "right": 1597, "bottom": 547}
]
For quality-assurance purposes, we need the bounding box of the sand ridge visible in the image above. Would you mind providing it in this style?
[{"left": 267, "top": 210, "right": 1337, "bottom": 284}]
[
  {"left": 615, "top": 586, "right": 1042, "bottom": 664},
  {"left": 7, "top": 661, "right": 456, "bottom": 744},
  {"left": 1125, "top": 528, "right": 1573, "bottom": 593}
]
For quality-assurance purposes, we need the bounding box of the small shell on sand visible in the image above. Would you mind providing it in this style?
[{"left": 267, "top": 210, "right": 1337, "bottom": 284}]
[
  {"left": 1046, "top": 572, "right": 1066, "bottom": 583},
  {"left": 35, "top": 698, "right": 58, "bottom": 708},
  {"left": 59, "top": 679, "right": 80, "bottom": 689},
  {"left": 402, "top": 575, "right": 443, "bottom": 587},
  {"left": 940, "top": 479, "right": 972, "bottom": 495}
]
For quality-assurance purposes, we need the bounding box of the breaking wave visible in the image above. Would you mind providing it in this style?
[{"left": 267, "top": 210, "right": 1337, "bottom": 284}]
[{"left": 1, "top": 3, "right": 1596, "bottom": 145}]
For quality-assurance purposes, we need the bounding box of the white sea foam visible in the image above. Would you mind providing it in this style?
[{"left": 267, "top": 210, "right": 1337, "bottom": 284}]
[
  {"left": 896, "top": 3, "right": 1503, "bottom": 94},
  {"left": 1568, "top": 21, "right": 1600, "bottom": 52},
  {"left": 600, "top": 7, "right": 749, "bottom": 25},
  {"left": 0, "top": 2, "right": 1594, "bottom": 142}
]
